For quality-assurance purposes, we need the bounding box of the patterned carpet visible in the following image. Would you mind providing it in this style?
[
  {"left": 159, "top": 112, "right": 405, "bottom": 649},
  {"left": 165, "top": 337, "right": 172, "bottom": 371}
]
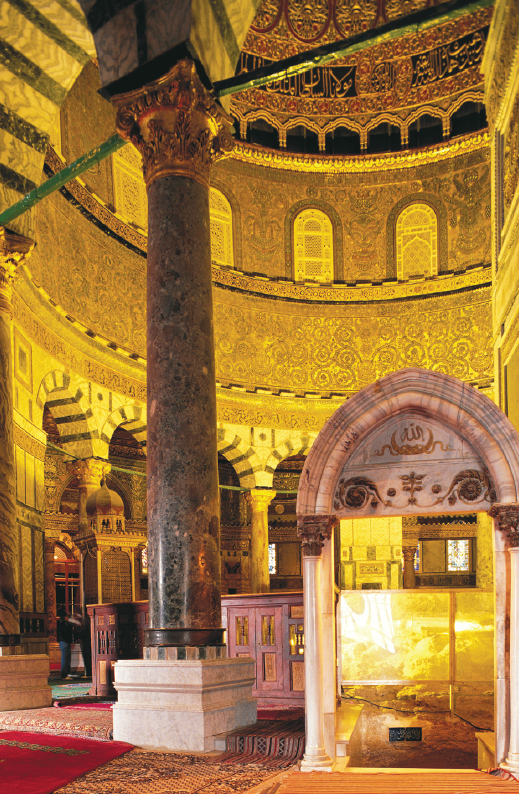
[
  {"left": 0, "top": 707, "right": 113, "bottom": 741},
  {"left": 53, "top": 748, "right": 285, "bottom": 793},
  {"left": 51, "top": 683, "right": 93, "bottom": 700},
  {"left": 211, "top": 719, "right": 305, "bottom": 768}
]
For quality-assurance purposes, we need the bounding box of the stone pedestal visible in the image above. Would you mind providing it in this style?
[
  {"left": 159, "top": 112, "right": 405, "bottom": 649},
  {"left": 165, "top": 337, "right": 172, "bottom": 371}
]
[
  {"left": 113, "top": 657, "right": 256, "bottom": 751},
  {"left": 0, "top": 654, "right": 52, "bottom": 711},
  {"left": 246, "top": 489, "right": 276, "bottom": 593}
]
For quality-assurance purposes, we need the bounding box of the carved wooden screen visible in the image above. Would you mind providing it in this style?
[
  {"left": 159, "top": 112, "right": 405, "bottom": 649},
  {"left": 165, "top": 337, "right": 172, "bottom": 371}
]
[
  {"left": 396, "top": 203, "right": 438, "bottom": 279},
  {"left": 101, "top": 548, "right": 132, "bottom": 603},
  {"left": 293, "top": 208, "right": 333, "bottom": 282},
  {"left": 84, "top": 552, "right": 98, "bottom": 604},
  {"left": 210, "top": 187, "right": 233, "bottom": 267}
]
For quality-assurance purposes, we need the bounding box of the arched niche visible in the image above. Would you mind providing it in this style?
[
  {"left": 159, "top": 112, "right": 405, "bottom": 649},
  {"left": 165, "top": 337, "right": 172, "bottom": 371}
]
[
  {"left": 296, "top": 367, "right": 519, "bottom": 770},
  {"left": 298, "top": 368, "right": 519, "bottom": 516}
]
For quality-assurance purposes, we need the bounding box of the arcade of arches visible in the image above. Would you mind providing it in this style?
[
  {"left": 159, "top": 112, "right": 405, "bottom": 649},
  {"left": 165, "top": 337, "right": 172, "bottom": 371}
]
[{"left": 1, "top": 0, "right": 519, "bottom": 775}]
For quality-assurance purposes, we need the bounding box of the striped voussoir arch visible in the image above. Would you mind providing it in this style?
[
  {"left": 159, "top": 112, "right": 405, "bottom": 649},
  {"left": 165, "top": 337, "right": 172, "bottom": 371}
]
[
  {"left": 0, "top": 0, "right": 95, "bottom": 237},
  {"left": 217, "top": 427, "right": 262, "bottom": 489},
  {"left": 100, "top": 404, "right": 147, "bottom": 451},
  {"left": 36, "top": 369, "right": 97, "bottom": 456},
  {"left": 264, "top": 434, "right": 316, "bottom": 477}
]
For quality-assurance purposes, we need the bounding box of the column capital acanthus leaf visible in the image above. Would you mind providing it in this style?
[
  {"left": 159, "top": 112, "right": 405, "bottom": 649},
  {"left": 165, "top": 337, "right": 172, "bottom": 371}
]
[
  {"left": 113, "top": 59, "right": 234, "bottom": 190},
  {"left": 66, "top": 457, "right": 111, "bottom": 487},
  {"left": 245, "top": 489, "right": 276, "bottom": 511},
  {"left": 297, "top": 514, "right": 338, "bottom": 557},
  {"left": 489, "top": 502, "right": 519, "bottom": 547}
]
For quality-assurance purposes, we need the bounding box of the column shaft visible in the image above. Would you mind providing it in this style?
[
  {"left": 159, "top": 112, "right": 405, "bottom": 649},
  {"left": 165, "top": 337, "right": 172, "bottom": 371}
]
[
  {"left": 44, "top": 538, "right": 57, "bottom": 640},
  {"left": 0, "top": 299, "right": 17, "bottom": 635},
  {"left": 114, "top": 59, "right": 234, "bottom": 647},
  {"left": 246, "top": 490, "right": 275, "bottom": 594},
  {"left": 147, "top": 175, "right": 220, "bottom": 636},
  {"left": 503, "top": 546, "right": 519, "bottom": 770},
  {"left": 0, "top": 228, "right": 33, "bottom": 639}
]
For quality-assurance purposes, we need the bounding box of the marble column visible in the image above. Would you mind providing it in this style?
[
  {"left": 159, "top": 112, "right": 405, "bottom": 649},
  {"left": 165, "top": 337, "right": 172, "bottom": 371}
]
[
  {"left": 66, "top": 458, "right": 111, "bottom": 534},
  {"left": 489, "top": 503, "right": 519, "bottom": 771},
  {"left": 297, "top": 514, "right": 338, "bottom": 771},
  {"left": 245, "top": 489, "right": 276, "bottom": 593},
  {"left": 114, "top": 60, "right": 234, "bottom": 648},
  {"left": 44, "top": 537, "right": 57, "bottom": 640},
  {"left": 0, "top": 227, "right": 33, "bottom": 644},
  {"left": 402, "top": 545, "right": 417, "bottom": 589},
  {"left": 111, "top": 61, "right": 256, "bottom": 752}
]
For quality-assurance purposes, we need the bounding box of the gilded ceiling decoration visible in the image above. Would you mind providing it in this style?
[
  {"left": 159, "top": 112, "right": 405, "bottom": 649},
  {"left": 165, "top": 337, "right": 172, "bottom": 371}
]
[{"left": 232, "top": 0, "right": 492, "bottom": 139}]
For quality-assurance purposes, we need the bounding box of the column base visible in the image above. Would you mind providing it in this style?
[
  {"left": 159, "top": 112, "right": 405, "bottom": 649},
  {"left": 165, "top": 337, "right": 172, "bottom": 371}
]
[
  {"left": 113, "top": 657, "right": 256, "bottom": 752},
  {"left": 300, "top": 752, "right": 334, "bottom": 772},
  {"left": 0, "top": 654, "right": 52, "bottom": 711},
  {"left": 500, "top": 754, "right": 519, "bottom": 774}
]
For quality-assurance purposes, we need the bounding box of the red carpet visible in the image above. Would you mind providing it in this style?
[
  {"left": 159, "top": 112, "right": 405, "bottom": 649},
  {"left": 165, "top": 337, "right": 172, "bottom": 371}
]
[{"left": 0, "top": 730, "right": 132, "bottom": 794}]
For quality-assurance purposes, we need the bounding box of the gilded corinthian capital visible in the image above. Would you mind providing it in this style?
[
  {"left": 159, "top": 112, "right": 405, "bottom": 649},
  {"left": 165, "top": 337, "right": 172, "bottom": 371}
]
[
  {"left": 0, "top": 227, "right": 34, "bottom": 314},
  {"left": 66, "top": 457, "right": 111, "bottom": 488},
  {"left": 489, "top": 503, "right": 519, "bottom": 547},
  {"left": 113, "top": 59, "right": 234, "bottom": 190},
  {"left": 297, "top": 514, "right": 338, "bottom": 557}
]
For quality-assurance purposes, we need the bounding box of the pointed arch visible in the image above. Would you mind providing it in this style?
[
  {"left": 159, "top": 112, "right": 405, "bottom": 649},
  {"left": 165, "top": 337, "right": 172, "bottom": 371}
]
[{"left": 298, "top": 368, "right": 519, "bottom": 516}]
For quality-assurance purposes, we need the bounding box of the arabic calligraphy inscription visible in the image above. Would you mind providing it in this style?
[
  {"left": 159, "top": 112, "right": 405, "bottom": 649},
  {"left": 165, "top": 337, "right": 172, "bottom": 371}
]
[{"left": 374, "top": 422, "right": 454, "bottom": 457}]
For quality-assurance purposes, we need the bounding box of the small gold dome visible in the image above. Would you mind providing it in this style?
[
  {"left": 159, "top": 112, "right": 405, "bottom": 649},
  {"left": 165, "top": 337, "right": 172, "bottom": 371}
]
[{"left": 86, "top": 481, "right": 124, "bottom": 516}]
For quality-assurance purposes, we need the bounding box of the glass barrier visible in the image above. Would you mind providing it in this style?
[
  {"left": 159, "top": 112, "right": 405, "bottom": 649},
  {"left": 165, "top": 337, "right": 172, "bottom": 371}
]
[{"left": 340, "top": 589, "right": 494, "bottom": 687}]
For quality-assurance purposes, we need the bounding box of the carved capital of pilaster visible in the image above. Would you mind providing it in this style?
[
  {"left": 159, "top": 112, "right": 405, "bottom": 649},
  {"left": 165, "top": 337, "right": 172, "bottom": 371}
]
[
  {"left": 297, "top": 514, "right": 338, "bottom": 557},
  {"left": 245, "top": 489, "right": 276, "bottom": 512},
  {"left": 402, "top": 546, "right": 418, "bottom": 562},
  {"left": 113, "top": 59, "right": 234, "bottom": 190},
  {"left": 44, "top": 537, "right": 56, "bottom": 555},
  {"left": 489, "top": 503, "right": 519, "bottom": 547},
  {"left": 0, "top": 227, "right": 34, "bottom": 314},
  {"left": 66, "top": 457, "right": 111, "bottom": 489}
]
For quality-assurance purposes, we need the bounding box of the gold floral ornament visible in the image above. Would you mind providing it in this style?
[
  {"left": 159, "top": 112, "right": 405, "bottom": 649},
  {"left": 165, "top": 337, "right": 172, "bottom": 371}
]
[{"left": 113, "top": 59, "right": 234, "bottom": 190}]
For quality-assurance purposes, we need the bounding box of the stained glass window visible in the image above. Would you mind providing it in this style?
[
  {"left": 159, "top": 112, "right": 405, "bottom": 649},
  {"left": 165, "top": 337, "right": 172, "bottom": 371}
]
[
  {"left": 141, "top": 544, "right": 148, "bottom": 575},
  {"left": 268, "top": 543, "right": 277, "bottom": 575},
  {"left": 447, "top": 539, "right": 470, "bottom": 572},
  {"left": 294, "top": 209, "right": 333, "bottom": 282},
  {"left": 396, "top": 203, "right": 438, "bottom": 279},
  {"left": 414, "top": 543, "right": 420, "bottom": 572}
]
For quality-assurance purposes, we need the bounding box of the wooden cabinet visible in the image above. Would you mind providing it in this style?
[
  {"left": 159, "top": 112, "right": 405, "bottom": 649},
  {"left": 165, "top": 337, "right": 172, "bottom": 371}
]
[{"left": 222, "top": 591, "right": 305, "bottom": 707}]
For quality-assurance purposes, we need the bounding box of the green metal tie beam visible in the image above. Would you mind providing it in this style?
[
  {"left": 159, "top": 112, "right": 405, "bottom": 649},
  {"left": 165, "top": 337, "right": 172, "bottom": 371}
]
[
  {"left": 213, "top": 0, "right": 492, "bottom": 97},
  {"left": 0, "top": 0, "right": 491, "bottom": 227},
  {"left": 0, "top": 133, "right": 127, "bottom": 228}
]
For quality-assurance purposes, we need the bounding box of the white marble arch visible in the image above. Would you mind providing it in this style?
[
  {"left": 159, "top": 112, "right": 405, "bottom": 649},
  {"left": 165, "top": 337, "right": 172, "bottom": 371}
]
[{"left": 296, "top": 367, "right": 519, "bottom": 771}]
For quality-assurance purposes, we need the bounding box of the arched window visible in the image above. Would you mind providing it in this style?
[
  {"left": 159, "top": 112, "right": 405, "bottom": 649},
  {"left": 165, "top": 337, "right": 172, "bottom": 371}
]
[
  {"left": 396, "top": 203, "right": 438, "bottom": 279},
  {"left": 293, "top": 209, "right": 333, "bottom": 282},
  {"left": 210, "top": 188, "right": 233, "bottom": 268}
]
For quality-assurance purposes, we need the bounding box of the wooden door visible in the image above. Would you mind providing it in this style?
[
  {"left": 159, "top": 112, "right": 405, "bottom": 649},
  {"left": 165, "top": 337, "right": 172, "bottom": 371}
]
[
  {"left": 255, "top": 605, "right": 284, "bottom": 693},
  {"left": 227, "top": 607, "right": 256, "bottom": 659}
]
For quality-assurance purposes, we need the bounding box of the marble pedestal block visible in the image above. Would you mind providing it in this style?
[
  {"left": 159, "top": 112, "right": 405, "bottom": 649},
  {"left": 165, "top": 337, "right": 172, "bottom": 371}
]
[
  {"left": 0, "top": 654, "right": 52, "bottom": 710},
  {"left": 113, "top": 657, "right": 257, "bottom": 751}
]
